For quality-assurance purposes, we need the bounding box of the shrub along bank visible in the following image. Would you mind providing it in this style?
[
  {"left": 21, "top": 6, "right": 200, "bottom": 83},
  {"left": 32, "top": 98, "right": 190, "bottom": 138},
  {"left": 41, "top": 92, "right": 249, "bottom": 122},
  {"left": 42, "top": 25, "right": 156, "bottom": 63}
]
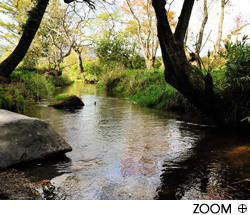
[{"left": 0, "top": 70, "right": 73, "bottom": 113}]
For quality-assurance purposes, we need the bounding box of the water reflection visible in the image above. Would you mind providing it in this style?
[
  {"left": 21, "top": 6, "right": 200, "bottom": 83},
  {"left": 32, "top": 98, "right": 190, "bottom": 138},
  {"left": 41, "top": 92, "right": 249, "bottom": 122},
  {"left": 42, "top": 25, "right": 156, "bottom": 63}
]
[
  {"left": 156, "top": 132, "right": 250, "bottom": 200},
  {"left": 25, "top": 83, "right": 250, "bottom": 200}
]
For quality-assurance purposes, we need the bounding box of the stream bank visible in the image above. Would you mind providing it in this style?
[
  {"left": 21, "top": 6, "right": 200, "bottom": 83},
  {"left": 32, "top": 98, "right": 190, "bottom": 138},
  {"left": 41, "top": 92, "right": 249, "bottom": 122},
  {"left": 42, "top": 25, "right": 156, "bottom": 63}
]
[{"left": 1, "top": 83, "right": 250, "bottom": 200}]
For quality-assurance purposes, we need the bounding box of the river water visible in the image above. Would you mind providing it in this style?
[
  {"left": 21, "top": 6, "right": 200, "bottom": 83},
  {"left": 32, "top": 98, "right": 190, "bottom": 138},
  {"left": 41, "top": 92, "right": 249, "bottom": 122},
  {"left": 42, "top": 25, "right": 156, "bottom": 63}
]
[{"left": 24, "top": 83, "right": 250, "bottom": 200}]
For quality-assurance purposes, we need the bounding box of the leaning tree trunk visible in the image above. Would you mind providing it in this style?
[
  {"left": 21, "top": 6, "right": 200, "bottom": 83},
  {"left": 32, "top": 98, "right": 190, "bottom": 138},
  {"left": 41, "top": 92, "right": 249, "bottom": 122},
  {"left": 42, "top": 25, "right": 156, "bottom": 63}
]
[
  {"left": 152, "top": 0, "right": 226, "bottom": 125},
  {"left": 0, "top": 0, "right": 50, "bottom": 77}
]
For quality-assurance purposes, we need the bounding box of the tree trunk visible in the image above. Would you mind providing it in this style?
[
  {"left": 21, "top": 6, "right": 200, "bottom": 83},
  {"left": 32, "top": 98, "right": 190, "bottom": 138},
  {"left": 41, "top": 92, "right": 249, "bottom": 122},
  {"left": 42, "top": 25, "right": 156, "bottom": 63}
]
[
  {"left": 212, "top": 0, "right": 225, "bottom": 63},
  {"left": 152, "top": 0, "right": 226, "bottom": 124},
  {"left": 56, "top": 61, "right": 61, "bottom": 75},
  {"left": 77, "top": 54, "right": 84, "bottom": 73},
  {"left": 145, "top": 57, "right": 155, "bottom": 69},
  {"left": 73, "top": 49, "right": 84, "bottom": 73},
  {"left": 0, "top": 0, "right": 50, "bottom": 77}
]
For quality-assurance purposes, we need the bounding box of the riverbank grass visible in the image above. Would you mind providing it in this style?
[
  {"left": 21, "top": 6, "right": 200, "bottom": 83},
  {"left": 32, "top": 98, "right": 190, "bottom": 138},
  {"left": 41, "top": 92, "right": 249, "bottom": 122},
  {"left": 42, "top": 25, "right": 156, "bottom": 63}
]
[{"left": 98, "top": 68, "right": 193, "bottom": 111}]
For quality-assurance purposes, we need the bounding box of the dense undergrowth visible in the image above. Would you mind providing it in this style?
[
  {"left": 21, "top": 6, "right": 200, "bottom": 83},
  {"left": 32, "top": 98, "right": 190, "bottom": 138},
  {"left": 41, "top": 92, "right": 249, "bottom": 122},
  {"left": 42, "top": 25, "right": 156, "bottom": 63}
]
[
  {"left": 97, "top": 68, "right": 194, "bottom": 111},
  {"left": 0, "top": 69, "right": 73, "bottom": 113}
]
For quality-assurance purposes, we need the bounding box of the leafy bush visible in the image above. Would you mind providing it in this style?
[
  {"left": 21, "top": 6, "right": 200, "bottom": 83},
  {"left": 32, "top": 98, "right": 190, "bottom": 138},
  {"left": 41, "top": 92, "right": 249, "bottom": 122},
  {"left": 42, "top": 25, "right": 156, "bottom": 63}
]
[
  {"left": 51, "top": 75, "right": 74, "bottom": 87},
  {"left": 11, "top": 70, "right": 54, "bottom": 100},
  {"left": 217, "top": 36, "right": 250, "bottom": 124},
  {"left": 0, "top": 87, "right": 17, "bottom": 111},
  {"left": 83, "top": 60, "right": 103, "bottom": 77},
  {"left": 95, "top": 31, "right": 143, "bottom": 70},
  {"left": 0, "top": 70, "right": 54, "bottom": 113},
  {"left": 131, "top": 55, "right": 146, "bottom": 69},
  {"left": 219, "top": 36, "right": 250, "bottom": 90}
]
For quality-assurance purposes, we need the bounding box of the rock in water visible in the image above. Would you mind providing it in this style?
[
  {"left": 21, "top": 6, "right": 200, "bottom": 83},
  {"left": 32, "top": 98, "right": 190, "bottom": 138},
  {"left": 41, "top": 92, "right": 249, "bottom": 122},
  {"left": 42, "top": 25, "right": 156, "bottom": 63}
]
[
  {"left": 0, "top": 109, "right": 72, "bottom": 170},
  {"left": 48, "top": 95, "right": 84, "bottom": 108}
]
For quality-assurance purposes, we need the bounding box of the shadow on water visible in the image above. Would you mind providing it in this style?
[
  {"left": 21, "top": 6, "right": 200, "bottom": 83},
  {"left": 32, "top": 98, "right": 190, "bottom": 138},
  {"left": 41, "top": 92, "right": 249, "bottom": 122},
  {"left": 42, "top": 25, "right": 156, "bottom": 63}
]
[
  {"left": 156, "top": 131, "right": 250, "bottom": 200},
  {"left": 16, "top": 155, "right": 72, "bottom": 182}
]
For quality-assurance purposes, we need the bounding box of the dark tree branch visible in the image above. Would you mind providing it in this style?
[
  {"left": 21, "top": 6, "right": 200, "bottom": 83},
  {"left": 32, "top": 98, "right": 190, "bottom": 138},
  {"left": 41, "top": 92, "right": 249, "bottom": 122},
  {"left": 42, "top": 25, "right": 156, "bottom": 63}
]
[
  {"left": 0, "top": 0, "right": 49, "bottom": 77},
  {"left": 152, "top": 0, "right": 225, "bottom": 124},
  {"left": 64, "top": 0, "right": 95, "bottom": 9},
  {"left": 174, "top": 0, "right": 195, "bottom": 44}
]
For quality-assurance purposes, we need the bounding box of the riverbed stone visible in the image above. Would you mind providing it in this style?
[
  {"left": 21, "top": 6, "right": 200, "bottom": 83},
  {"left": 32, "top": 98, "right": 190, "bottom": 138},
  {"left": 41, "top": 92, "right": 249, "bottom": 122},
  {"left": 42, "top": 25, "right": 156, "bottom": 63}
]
[
  {"left": 48, "top": 95, "right": 84, "bottom": 108},
  {"left": 0, "top": 109, "right": 72, "bottom": 170}
]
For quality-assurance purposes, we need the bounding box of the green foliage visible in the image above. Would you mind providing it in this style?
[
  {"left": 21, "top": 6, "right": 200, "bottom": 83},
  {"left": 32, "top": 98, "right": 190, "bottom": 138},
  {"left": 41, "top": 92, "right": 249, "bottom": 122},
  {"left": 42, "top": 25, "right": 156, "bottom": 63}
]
[
  {"left": 20, "top": 53, "right": 39, "bottom": 70},
  {"left": 95, "top": 31, "right": 142, "bottom": 70},
  {"left": 0, "top": 69, "right": 54, "bottom": 113},
  {"left": 0, "top": 87, "right": 17, "bottom": 111},
  {"left": 51, "top": 74, "right": 74, "bottom": 87},
  {"left": 64, "top": 62, "right": 99, "bottom": 83},
  {"left": 55, "top": 94, "right": 71, "bottom": 101},
  {"left": 11, "top": 70, "right": 54, "bottom": 100},
  {"left": 219, "top": 35, "right": 250, "bottom": 90},
  {"left": 83, "top": 60, "right": 103, "bottom": 77},
  {"left": 131, "top": 55, "right": 146, "bottom": 69},
  {"left": 215, "top": 36, "right": 250, "bottom": 124},
  {"left": 0, "top": 69, "right": 76, "bottom": 113}
]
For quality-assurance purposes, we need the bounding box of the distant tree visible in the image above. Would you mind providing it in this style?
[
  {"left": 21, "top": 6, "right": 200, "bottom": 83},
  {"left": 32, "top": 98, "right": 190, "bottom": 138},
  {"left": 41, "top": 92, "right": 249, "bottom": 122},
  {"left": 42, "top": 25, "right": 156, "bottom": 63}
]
[
  {"left": 95, "top": 31, "right": 138, "bottom": 69},
  {"left": 121, "top": 0, "right": 176, "bottom": 69},
  {"left": 92, "top": 12, "right": 141, "bottom": 69},
  {"left": 39, "top": 0, "right": 75, "bottom": 73},
  {"left": 62, "top": 6, "right": 93, "bottom": 73},
  {"left": 212, "top": 0, "right": 232, "bottom": 62},
  {"left": 195, "top": 0, "right": 208, "bottom": 56},
  {"left": 190, "top": 0, "right": 215, "bottom": 68},
  {"left": 0, "top": 0, "right": 96, "bottom": 77}
]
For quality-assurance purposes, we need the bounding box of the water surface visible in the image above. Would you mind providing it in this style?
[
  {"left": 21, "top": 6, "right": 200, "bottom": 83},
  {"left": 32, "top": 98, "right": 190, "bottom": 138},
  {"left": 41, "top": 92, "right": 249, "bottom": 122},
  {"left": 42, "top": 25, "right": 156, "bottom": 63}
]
[{"left": 25, "top": 83, "right": 250, "bottom": 200}]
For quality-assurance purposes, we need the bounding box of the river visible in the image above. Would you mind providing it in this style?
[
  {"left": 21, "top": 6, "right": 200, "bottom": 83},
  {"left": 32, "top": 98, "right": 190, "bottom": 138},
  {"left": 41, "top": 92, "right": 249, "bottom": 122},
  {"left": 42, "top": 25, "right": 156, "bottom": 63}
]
[{"left": 23, "top": 83, "right": 250, "bottom": 200}]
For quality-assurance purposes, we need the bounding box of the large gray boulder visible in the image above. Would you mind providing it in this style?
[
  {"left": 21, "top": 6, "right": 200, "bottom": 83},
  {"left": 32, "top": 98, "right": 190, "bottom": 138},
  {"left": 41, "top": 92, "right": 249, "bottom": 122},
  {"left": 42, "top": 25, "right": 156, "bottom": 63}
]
[{"left": 0, "top": 109, "right": 72, "bottom": 170}]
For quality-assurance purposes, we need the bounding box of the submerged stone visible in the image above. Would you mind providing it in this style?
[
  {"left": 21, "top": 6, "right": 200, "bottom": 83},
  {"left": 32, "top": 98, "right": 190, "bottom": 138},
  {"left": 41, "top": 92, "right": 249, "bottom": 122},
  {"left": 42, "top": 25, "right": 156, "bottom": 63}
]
[
  {"left": 0, "top": 109, "right": 72, "bottom": 170},
  {"left": 48, "top": 95, "right": 84, "bottom": 108}
]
